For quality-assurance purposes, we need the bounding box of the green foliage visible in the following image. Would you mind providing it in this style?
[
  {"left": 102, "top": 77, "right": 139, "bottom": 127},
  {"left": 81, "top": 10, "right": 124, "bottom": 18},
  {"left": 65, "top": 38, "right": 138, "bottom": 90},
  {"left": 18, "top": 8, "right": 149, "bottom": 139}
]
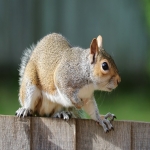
[
  {"left": 142, "top": 0, "right": 150, "bottom": 77},
  {"left": 143, "top": 0, "right": 150, "bottom": 34},
  {"left": 0, "top": 78, "right": 19, "bottom": 115},
  {"left": 95, "top": 88, "right": 150, "bottom": 122}
]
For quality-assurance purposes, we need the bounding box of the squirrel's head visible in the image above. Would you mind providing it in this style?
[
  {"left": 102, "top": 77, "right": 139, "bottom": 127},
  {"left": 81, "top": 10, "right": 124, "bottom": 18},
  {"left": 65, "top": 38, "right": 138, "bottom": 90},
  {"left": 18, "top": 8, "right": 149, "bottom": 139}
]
[{"left": 89, "top": 35, "right": 121, "bottom": 92}]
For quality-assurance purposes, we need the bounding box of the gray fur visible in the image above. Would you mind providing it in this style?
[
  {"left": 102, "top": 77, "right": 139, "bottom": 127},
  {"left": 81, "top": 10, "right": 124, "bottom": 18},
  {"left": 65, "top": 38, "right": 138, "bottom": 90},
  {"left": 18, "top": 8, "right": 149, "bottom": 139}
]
[{"left": 19, "top": 44, "right": 35, "bottom": 85}]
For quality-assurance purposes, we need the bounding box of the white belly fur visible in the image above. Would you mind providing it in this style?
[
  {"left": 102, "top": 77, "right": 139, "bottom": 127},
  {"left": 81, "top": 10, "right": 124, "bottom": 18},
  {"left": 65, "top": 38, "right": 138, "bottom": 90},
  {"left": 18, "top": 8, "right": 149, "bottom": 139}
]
[
  {"left": 39, "top": 94, "right": 62, "bottom": 116},
  {"left": 24, "top": 82, "right": 94, "bottom": 116},
  {"left": 78, "top": 83, "right": 95, "bottom": 99},
  {"left": 41, "top": 83, "right": 95, "bottom": 114}
]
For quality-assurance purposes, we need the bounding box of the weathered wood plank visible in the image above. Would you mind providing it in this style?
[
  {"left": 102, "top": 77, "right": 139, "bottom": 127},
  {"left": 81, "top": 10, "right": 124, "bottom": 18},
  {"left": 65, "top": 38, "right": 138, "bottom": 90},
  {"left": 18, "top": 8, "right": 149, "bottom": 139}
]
[
  {"left": 131, "top": 121, "right": 150, "bottom": 150},
  {"left": 31, "top": 117, "right": 76, "bottom": 150},
  {"left": 0, "top": 115, "right": 150, "bottom": 150},
  {"left": 76, "top": 119, "right": 131, "bottom": 150},
  {"left": 0, "top": 115, "right": 31, "bottom": 150}
]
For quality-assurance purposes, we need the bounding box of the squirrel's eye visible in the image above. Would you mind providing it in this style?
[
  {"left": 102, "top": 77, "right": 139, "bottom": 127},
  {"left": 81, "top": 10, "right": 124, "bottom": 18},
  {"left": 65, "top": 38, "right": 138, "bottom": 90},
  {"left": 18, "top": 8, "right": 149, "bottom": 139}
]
[{"left": 102, "top": 62, "right": 109, "bottom": 70}]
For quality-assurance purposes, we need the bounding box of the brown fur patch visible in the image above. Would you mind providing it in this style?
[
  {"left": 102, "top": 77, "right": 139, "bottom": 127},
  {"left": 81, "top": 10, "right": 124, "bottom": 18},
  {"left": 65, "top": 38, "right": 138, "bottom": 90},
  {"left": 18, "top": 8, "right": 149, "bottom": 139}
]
[{"left": 35, "top": 97, "right": 43, "bottom": 113}]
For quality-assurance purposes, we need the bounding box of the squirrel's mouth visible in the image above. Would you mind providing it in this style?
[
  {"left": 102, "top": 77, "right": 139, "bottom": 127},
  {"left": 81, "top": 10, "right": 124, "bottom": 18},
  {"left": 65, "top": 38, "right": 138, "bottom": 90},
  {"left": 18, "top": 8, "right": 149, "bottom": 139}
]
[{"left": 107, "top": 87, "right": 113, "bottom": 92}]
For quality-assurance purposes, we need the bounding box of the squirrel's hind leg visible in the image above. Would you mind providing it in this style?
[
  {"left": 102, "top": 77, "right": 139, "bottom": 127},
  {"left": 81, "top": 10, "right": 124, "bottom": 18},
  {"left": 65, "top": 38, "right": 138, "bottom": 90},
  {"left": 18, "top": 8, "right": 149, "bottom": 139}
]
[{"left": 16, "top": 81, "right": 41, "bottom": 117}]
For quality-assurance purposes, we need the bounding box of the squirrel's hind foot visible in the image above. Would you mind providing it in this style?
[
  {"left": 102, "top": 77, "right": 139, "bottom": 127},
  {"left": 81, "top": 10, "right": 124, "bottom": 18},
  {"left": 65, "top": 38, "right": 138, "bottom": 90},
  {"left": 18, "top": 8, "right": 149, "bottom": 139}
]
[
  {"left": 15, "top": 107, "right": 33, "bottom": 117},
  {"left": 52, "top": 111, "right": 72, "bottom": 120}
]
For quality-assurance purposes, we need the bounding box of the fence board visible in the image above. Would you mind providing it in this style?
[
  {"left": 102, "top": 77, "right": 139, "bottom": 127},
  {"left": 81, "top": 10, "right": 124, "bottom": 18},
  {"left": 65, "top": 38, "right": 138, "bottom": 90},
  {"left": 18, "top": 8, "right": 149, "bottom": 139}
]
[
  {"left": 0, "top": 115, "right": 31, "bottom": 150},
  {"left": 76, "top": 119, "right": 131, "bottom": 150},
  {"left": 0, "top": 115, "right": 150, "bottom": 150},
  {"left": 131, "top": 121, "right": 150, "bottom": 150},
  {"left": 31, "top": 117, "right": 76, "bottom": 150}
]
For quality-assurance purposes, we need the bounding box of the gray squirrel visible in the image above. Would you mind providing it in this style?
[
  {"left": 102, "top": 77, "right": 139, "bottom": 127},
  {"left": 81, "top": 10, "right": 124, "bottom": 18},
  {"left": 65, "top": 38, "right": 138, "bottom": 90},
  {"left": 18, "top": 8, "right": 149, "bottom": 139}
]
[{"left": 16, "top": 33, "right": 121, "bottom": 132}]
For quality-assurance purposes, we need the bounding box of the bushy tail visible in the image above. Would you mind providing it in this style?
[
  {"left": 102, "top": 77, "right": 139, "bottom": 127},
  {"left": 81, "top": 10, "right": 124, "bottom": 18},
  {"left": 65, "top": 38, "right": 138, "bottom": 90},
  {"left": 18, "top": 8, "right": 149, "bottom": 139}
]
[{"left": 19, "top": 44, "right": 36, "bottom": 86}]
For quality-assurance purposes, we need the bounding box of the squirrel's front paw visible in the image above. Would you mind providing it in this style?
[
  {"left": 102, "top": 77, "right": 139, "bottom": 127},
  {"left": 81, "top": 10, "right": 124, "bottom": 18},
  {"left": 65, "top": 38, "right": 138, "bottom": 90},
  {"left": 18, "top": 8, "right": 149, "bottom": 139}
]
[
  {"left": 52, "top": 111, "right": 72, "bottom": 120},
  {"left": 104, "top": 112, "right": 116, "bottom": 122},
  {"left": 99, "top": 113, "right": 116, "bottom": 133}
]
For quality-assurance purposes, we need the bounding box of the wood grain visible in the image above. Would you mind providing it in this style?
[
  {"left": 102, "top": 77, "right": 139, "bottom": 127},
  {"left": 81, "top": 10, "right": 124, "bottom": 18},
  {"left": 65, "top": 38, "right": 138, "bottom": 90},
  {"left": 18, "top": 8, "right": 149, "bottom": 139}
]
[
  {"left": 0, "top": 115, "right": 150, "bottom": 150},
  {"left": 0, "top": 115, "right": 31, "bottom": 150},
  {"left": 31, "top": 117, "right": 76, "bottom": 150},
  {"left": 76, "top": 119, "right": 131, "bottom": 150},
  {"left": 131, "top": 121, "right": 150, "bottom": 150}
]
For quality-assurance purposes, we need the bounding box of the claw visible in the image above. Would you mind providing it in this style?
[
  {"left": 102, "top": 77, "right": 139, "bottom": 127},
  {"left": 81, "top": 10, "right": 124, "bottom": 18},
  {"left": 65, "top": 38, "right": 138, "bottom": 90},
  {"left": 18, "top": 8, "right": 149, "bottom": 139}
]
[
  {"left": 114, "top": 115, "right": 117, "bottom": 119},
  {"left": 110, "top": 115, "right": 117, "bottom": 122},
  {"left": 111, "top": 127, "right": 114, "bottom": 131},
  {"left": 106, "top": 129, "right": 109, "bottom": 133},
  {"left": 104, "top": 113, "right": 117, "bottom": 122},
  {"left": 56, "top": 113, "right": 61, "bottom": 118},
  {"left": 15, "top": 107, "right": 33, "bottom": 117},
  {"left": 53, "top": 111, "right": 72, "bottom": 120}
]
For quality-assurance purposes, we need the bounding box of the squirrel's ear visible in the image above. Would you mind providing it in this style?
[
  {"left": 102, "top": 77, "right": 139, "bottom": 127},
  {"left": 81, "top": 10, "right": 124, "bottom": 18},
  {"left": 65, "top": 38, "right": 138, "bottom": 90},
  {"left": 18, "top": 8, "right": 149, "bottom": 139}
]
[
  {"left": 97, "top": 35, "right": 103, "bottom": 48},
  {"left": 90, "top": 38, "right": 98, "bottom": 64}
]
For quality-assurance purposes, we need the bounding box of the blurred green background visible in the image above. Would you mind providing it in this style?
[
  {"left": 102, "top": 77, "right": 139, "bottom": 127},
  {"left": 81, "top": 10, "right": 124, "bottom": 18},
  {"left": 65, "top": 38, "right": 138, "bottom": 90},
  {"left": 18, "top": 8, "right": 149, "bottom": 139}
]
[{"left": 0, "top": 1, "right": 150, "bottom": 122}]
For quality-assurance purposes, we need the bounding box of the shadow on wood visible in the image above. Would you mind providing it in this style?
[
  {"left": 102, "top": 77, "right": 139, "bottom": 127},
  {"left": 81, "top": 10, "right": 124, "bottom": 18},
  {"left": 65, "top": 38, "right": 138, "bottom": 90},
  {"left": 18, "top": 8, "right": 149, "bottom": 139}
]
[
  {"left": 31, "top": 117, "right": 76, "bottom": 150},
  {"left": 0, "top": 115, "right": 150, "bottom": 150},
  {"left": 76, "top": 120, "right": 131, "bottom": 150}
]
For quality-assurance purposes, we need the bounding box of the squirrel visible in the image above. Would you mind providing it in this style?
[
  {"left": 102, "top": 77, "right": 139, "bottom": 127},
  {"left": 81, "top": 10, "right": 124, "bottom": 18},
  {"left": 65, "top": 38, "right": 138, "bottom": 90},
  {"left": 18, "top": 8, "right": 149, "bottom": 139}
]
[{"left": 16, "top": 33, "right": 121, "bottom": 132}]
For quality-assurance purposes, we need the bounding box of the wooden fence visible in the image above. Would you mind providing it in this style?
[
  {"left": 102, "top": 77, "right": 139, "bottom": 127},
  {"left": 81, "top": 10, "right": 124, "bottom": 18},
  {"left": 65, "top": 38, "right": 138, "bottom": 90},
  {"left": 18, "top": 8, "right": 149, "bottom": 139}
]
[{"left": 0, "top": 115, "right": 150, "bottom": 150}]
